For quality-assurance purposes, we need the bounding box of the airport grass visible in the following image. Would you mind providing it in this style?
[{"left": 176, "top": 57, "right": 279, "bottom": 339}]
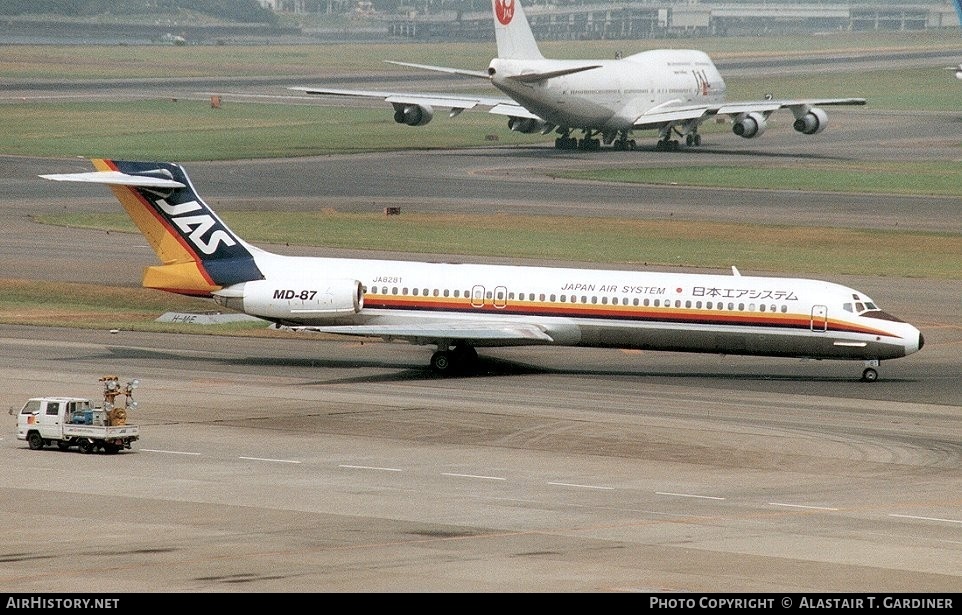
[
  {"left": 552, "top": 162, "right": 962, "bottom": 196},
  {"left": 2, "top": 31, "right": 960, "bottom": 79},
  {"left": 35, "top": 211, "right": 962, "bottom": 280},
  {"left": 0, "top": 100, "right": 531, "bottom": 159}
]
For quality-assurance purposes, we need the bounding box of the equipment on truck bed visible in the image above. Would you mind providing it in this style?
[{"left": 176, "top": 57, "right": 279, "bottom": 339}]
[{"left": 15, "top": 376, "right": 141, "bottom": 454}]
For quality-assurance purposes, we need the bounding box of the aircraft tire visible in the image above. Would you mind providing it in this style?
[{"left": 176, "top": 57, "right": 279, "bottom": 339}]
[
  {"left": 430, "top": 350, "right": 452, "bottom": 374},
  {"left": 862, "top": 367, "right": 879, "bottom": 382}
]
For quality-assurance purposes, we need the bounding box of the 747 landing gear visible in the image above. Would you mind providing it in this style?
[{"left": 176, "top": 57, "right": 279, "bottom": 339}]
[
  {"left": 612, "top": 131, "right": 636, "bottom": 150},
  {"left": 655, "top": 138, "right": 680, "bottom": 151},
  {"left": 555, "top": 134, "right": 578, "bottom": 150}
]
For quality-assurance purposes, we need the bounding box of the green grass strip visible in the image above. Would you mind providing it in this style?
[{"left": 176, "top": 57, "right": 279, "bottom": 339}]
[
  {"left": 553, "top": 162, "right": 962, "bottom": 197},
  {"left": 36, "top": 211, "right": 962, "bottom": 279}
]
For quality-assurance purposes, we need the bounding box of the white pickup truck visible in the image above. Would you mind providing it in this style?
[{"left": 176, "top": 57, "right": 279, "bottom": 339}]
[{"left": 15, "top": 377, "right": 140, "bottom": 454}]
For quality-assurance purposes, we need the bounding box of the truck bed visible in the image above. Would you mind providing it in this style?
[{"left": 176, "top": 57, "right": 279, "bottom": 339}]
[{"left": 61, "top": 424, "right": 139, "bottom": 439}]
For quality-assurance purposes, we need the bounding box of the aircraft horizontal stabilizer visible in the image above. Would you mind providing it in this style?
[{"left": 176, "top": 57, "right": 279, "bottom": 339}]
[
  {"left": 39, "top": 170, "right": 185, "bottom": 189},
  {"left": 385, "top": 60, "right": 489, "bottom": 79},
  {"left": 506, "top": 65, "right": 602, "bottom": 83}
]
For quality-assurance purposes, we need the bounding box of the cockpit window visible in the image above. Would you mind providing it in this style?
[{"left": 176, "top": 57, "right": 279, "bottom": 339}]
[{"left": 845, "top": 301, "right": 883, "bottom": 315}]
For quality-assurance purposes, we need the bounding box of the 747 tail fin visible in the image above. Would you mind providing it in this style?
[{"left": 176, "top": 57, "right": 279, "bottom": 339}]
[
  {"left": 41, "top": 159, "right": 264, "bottom": 296},
  {"left": 492, "top": 0, "right": 544, "bottom": 60}
]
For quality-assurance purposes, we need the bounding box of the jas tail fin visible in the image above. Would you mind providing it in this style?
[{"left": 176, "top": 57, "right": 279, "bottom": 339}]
[
  {"left": 492, "top": 0, "right": 544, "bottom": 60},
  {"left": 41, "top": 159, "right": 264, "bottom": 297}
]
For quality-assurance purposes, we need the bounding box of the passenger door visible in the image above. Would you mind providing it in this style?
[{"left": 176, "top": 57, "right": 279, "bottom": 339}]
[{"left": 811, "top": 305, "right": 828, "bottom": 332}]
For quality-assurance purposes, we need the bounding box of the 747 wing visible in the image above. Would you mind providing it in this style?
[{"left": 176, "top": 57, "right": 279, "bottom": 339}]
[{"left": 289, "top": 85, "right": 540, "bottom": 127}]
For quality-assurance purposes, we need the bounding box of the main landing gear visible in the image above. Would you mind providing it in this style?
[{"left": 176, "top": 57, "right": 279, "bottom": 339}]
[
  {"left": 861, "top": 359, "right": 880, "bottom": 383},
  {"left": 430, "top": 344, "right": 479, "bottom": 376},
  {"left": 611, "top": 130, "right": 637, "bottom": 150},
  {"left": 553, "top": 130, "right": 602, "bottom": 151},
  {"left": 656, "top": 128, "right": 702, "bottom": 151}
]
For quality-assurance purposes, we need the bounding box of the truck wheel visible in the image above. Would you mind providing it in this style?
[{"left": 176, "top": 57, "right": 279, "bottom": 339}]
[
  {"left": 102, "top": 443, "right": 120, "bottom": 454},
  {"left": 27, "top": 432, "right": 44, "bottom": 450},
  {"left": 78, "top": 439, "right": 94, "bottom": 454}
]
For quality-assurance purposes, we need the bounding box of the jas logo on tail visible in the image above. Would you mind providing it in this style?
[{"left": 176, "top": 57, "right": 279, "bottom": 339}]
[
  {"left": 495, "top": 0, "right": 515, "bottom": 26},
  {"left": 157, "top": 199, "right": 237, "bottom": 255}
]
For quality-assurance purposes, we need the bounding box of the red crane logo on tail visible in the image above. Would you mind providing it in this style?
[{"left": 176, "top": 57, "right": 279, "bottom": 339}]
[{"left": 495, "top": 0, "right": 515, "bottom": 25}]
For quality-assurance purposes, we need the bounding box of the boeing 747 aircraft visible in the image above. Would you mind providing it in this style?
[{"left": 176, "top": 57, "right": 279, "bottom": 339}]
[
  {"left": 292, "top": 0, "right": 866, "bottom": 151},
  {"left": 41, "top": 159, "right": 922, "bottom": 381}
]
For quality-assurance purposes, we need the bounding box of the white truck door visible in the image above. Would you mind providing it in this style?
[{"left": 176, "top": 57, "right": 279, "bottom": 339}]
[{"left": 37, "top": 401, "right": 64, "bottom": 439}]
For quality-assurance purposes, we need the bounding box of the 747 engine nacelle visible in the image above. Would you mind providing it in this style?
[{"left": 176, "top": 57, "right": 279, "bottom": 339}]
[
  {"left": 213, "top": 278, "right": 364, "bottom": 322},
  {"left": 792, "top": 107, "right": 828, "bottom": 135},
  {"left": 507, "top": 116, "right": 550, "bottom": 134},
  {"left": 732, "top": 112, "right": 767, "bottom": 139},
  {"left": 392, "top": 103, "right": 433, "bottom": 126}
]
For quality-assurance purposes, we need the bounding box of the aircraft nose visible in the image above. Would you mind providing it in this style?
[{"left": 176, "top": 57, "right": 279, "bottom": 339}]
[{"left": 906, "top": 329, "right": 924, "bottom": 356}]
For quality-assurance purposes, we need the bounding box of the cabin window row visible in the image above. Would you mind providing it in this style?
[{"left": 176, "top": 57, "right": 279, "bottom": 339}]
[{"left": 367, "top": 285, "right": 789, "bottom": 313}]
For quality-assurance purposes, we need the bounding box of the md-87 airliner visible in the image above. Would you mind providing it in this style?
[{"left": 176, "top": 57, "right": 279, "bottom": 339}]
[
  {"left": 42, "top": 159, "right": 922, "bottom": 381},
  {"left": 292, "top": 0, "right": 866, "bottom": 151}
]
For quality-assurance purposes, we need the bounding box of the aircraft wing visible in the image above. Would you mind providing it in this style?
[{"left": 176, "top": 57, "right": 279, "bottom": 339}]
[
  {"left": 711, "top": 97, "right": 866, "bottom": 116},
  {"left": 632, "top": 104, "right": 712, "bottom": 129},
  {"left": 290, "top": 86, "right": 517, "bottom": 112},
  {"left": 282, "top": 321, "right": 556, "bottom": 345},
  {"left": 631, "top": 97, "right": 866, "bottom": 130}
]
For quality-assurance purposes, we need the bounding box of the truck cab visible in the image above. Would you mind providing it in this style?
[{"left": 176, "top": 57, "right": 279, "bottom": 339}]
[
  {"left": 15, "top": 378, "right": 140, "bottom": 454},
  {"left": 17, "top": 397, "right": 93, "bottom": 445}
]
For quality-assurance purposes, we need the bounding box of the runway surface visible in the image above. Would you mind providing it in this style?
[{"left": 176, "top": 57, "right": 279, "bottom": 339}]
[{"left": 1, "top": 61, "right": 962, "bottom": 593}]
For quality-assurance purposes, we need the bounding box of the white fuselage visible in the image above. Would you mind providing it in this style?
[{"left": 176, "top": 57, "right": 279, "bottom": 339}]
[
  {"left": 488, "top": 49, "right": 727, "bottom": 132},
  {"left": 238, "top": 249, "right": 922, "bottom": 362}
]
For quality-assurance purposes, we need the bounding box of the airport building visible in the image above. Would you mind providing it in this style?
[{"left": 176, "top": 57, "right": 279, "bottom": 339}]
[{"left": 377, "top": 2, "right": 961, "bottom": 41}]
